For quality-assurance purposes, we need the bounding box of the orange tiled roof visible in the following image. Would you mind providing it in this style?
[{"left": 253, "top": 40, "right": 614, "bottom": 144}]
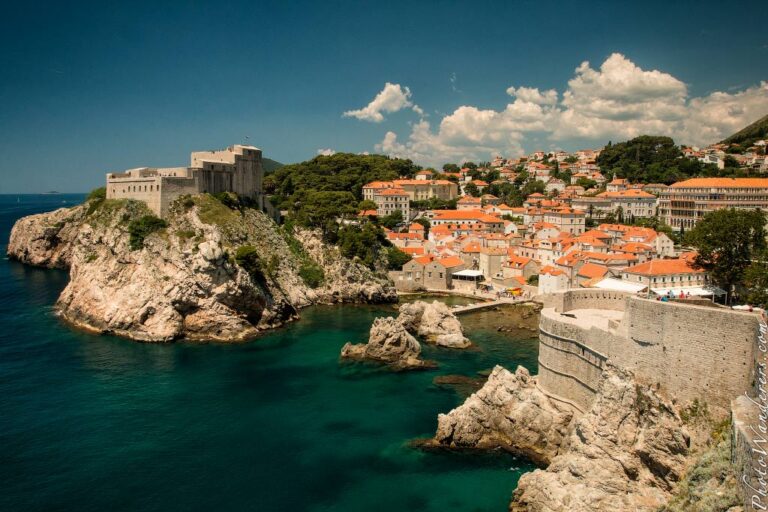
[
  {"left": 435, "top": 256, "right": 465, "bottom": 268},
  {"left": 577, "top": 263, "right": 609, "bottom": 279},
  {"left": 624, "top": 258, "right": 704, "bottom": 276},
  {"left": 670, "top": 178, "right": 768, "bottom": 189}
]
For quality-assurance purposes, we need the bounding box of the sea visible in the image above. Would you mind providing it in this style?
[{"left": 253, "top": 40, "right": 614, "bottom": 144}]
[{"left": 0, "top": 194, "right": 539, "bottom": 512}]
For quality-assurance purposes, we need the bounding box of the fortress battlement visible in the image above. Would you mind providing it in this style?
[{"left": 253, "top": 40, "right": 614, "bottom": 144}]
[{"left": 537, "top": 290, "right": 758, "bottom": 415}]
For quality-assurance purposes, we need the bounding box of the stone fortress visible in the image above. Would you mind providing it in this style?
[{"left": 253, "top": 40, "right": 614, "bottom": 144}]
[
  {"left": 537, "top": 290, "right": 758, "bottom": 415},
  {"left": 106, "top": 144, "right": 264, "bottom": 217}
]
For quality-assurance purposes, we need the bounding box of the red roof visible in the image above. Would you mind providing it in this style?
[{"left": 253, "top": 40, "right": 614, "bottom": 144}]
[{"left": 624, "top": 258, "right": 704, "bottom": 276}]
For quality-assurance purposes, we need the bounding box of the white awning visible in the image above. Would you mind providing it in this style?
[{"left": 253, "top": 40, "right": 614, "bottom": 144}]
[
  {"left": 592, "top": 277, "right": 647, "bottom": 293},
  {"left": 452, "top": 269, "right": 484, "bottom": 277},
  {"left": 651, "top": 286, "right": 725, "bottom": 297}
]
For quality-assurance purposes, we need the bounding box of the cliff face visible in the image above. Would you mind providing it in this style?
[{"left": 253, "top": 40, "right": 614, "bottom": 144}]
[
  {"left": 7, "top": 195, "right": 396, "bottom": 342},
  {"left": 431, "top": 365, "right": 574, "bottom": 465},
  {"left": 428, "top": 364, "right": 692, "bottom": 511},
  {"left": 511, "top": 366, "right": 691, "bottom": 512}
]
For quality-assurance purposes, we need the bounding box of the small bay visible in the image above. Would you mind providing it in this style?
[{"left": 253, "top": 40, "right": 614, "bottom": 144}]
[{"left": 0, "top": 195, "right": 538, "bottom": 512}]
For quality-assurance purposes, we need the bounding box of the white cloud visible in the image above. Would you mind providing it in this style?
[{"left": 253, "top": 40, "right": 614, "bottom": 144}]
[
  {"left": 317, "top": 148, "right": 336, "bottom": 156},
  {"left": 507, "top": 86, "right": 558, "bottom": 106},
  {"left": 343, "top": 82, "right": 423, "bottom": 122},
  {"left": 373, "top": 53, "right": 768, "bottom": 166}
]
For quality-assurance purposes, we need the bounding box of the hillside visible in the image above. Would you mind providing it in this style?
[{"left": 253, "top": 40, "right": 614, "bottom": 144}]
[
  {"left": 721, "top": 113, "right": 768, "bottom": 149},
  {"left": 6, "top": 193, "right": 396, "bottom": 342},
  {"left": 262, "top": 157, "right": 283, "bottom": 174}
]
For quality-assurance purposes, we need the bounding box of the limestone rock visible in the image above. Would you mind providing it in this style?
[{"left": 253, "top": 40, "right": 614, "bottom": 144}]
[
  {"left": 510, "top": 365, "right": 691, "bottom": 512},
  {"left": 293, "top": 228, "right": 398, "bottom": 305},
  {"left": 431, "top": 365, "right": 573, "bottom": 465},
  {"left": 341, "top": 316, "right": 430, "bottom": 370},
  {"left": 397, "top": 300, "right": 471, "bottom": 348},
  {"left": 7, "top": 195, "right": 397, "bottom": 342}
]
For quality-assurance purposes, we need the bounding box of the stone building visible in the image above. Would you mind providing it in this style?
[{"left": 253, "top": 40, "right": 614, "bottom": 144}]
[
  {"left": 106, "top": 144, "right": 264, "bottom": 217},
  {"left": 658, "top": 177, "right": 768, "bottom": 231}
]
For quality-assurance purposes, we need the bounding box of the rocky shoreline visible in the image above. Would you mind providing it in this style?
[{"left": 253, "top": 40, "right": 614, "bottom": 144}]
[{"left": 7, "top": 194, "right": 396, "bottom": 342}]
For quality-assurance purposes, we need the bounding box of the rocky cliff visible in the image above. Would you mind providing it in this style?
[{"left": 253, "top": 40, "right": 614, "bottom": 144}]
[
  {"left": 7, "top": 195, "right": 396, "bottom": 342},
  {"left": 427, "top": 364, "right": 693, "bottom": 511},
  {"left": 429, "top": 365, "right": 573, "bottom": 465},
  {"left": 511, "top": 366, "right": 691, "bottom": 512}
]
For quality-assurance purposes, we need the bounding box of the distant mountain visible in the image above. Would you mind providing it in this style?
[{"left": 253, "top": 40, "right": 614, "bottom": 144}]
[
  {"left": 721, "top": 113, "right": 768, "bottom": 148},
  {"left": 263, "top": 158, "right": 284, "bottom": 174}
]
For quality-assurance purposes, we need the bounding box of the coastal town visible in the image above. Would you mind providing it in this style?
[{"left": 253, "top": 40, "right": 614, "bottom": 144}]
[{"left": 362, "top": 139, "right": 768, "bottom": 303}]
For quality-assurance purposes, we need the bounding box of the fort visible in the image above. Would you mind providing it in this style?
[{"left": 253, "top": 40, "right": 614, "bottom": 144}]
[
  {"left": 537, "top": 290, "right": 758, "bottom": 415},
  {"left": 106, "top": 144, "right": 264, "bottom": 217}
]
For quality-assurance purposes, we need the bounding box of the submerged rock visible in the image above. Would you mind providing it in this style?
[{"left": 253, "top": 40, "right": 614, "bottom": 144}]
[
  {"left": 7, "top": 195, "right": 396, "bottom": 342},
  {"left": 398, "top": 300, "right": 471, "bottom": 348},
  {"left": 429, "top": 365, "right": 573, "bottom": 465},
  {"left": 340, "top": 316, "right": 431, "bottom": 370}
]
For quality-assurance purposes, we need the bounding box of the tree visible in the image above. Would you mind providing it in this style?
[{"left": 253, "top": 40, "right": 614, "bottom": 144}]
[
  {"left": 684, "top": 208, "right": 767, "bottom": 295},
  {"left": 386, "top": 246, "right": 411, "bottom": 270},
  {"left": 462, "top": 161, "right": 478, "bottom": 171},
  {"left": 413, "top": 217, "right": 431, "bottom": 238},
  {"left": 443, "top": 163, "right": 460, "bottom": 172},
  {"left": 358, "top": 199, "right": 378, "bottom": 211},
  {"left": 379, "top": 210, "right": 404, "bottom": 229},
  {"left": 744, "top": 250, "right": 768, "bottom": 307},
  {"left": 464, "top": 182, "right": 480, "bottom": 197}
]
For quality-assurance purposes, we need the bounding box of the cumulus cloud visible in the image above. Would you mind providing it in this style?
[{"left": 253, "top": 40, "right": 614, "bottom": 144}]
[
  {"left": 316, "top": 148, "right": 336, "bottom": 156},
  {"left": 343, "top": 82, "right": 423, "bottom": 122},
  {"left": 373, "top": 53, "right": 768, "bottom": 166}
]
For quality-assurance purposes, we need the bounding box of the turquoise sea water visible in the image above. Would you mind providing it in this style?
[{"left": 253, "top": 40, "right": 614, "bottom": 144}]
[{"left": 0, "top": 195, "right": 539, "bottom": 512}]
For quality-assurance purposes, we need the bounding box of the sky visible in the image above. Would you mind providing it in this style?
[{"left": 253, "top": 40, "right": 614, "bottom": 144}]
[{"left": 0, "top": 0, "right": 766, "bottom": 193}]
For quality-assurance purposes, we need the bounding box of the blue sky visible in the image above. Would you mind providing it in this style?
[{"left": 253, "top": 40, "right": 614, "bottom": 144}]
[{"left": 0, "top": 0, "right": 766, "bottom": 192}]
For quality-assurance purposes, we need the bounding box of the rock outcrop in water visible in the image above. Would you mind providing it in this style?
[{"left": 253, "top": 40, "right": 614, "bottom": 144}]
[
  {"left": 340, "top": 316, "right": 430, "bottom": 370},
  {"left": 429, "top": 365, "right": 573, "bottom": 465},
  {"left": 511, "top": 365, "right": 691, "bottom": 512},
  {"left": 427, "top": 364, "right": 692, "bottom": 511},
  {"left": 7, "top": 195, "right": 396, "bottom": 342},
  {"left": 340, "top": 300, "right": 468, "bottom": 370},
  {"left": 397, "top": 300, "right": 471, "bottom": 348}
]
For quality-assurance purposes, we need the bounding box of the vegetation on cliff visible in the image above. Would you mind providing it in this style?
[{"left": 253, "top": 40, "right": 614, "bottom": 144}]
[
  {"left": 128, "top": 215, "right": 168, "bottom": 250},
  {"left": 659, "top": 422, "right": 740, "bottom": 512},
  {"left": 263, "top": 153, "right": 422, "bottom": 271}
]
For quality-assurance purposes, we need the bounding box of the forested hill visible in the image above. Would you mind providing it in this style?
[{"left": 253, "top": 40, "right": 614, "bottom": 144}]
[
  {"left": 721, "top": 113, "right": 768, "bottom": 149},
  {"left": 595, "top": 135, "right": 714, "bottom": 184},
  {"left": 264, "top": 153, "right": 420, "bottom": 211}
]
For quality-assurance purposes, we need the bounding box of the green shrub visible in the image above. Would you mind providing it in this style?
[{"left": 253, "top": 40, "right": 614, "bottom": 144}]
[
  {"left": 212, "top": 192, "right": 241, "bottom": 210},
  {"left": 235, "top": 245, "right": 265, "bottom": 282},
  {"left": 265, "top": 254, "right": 280, "bottom": 278},
  {"left": 386, "top": 246, "right": 411, "bottom": 270},
  {"left": 299, "top": 262, "right": 325, "bottom": 288},
  {"left": 128, "top": 215, "right": 168, "bottom": 251},
  {"left": 176, "top": 229, "right": 196, "bottom": 241},
  {"left": 87, "top": 187, "right": 107, "bottom": 201},
  {"left": 527, "top": 275, "right": 539, "bottom": 285}
]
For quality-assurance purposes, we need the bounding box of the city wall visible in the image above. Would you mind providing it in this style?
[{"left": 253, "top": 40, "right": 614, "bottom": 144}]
[{"left": 538, "top": 290, "right": 758, "bottom": 415}]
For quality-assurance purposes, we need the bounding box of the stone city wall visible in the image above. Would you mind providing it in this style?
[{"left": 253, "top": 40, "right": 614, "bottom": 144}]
[{"left": 538, "top": 290, "right": 758, "bottom": 416}]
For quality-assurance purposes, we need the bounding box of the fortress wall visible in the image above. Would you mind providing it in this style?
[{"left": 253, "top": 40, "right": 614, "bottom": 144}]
[
  {"left": 556, "top": 289, "right": 630, "bottom": 313},
  {"left": 537, "top": 291, "right": 758, "bottom": 416},
  {"left": 158, "top": 178, "right": 199, "bottom": 217},
  {"left": 107, "top": 177, "right": 164, "bottom": 216},
  {"left": 621, "top": 297, "right": 756, "bottom": 414}
]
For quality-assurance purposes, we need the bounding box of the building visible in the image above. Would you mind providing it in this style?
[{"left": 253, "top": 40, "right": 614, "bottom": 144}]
[
  {"left": 658, "top": 178, "right": 768, "bottom": 230},
  {"left": 106, "top": 145, "right": 264, "bottom": 217},
  {"left": 595, "top": 189, "right": 658, "bottom": 218},
  {"left": 363, "top": 179, "right": 458, "bottom": 203},
  {"left": 372, "top": 188, "right": 410, "bottom": 219},
  {"left": 621, "top": 258, "right": 709, "bottom": 295}
]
